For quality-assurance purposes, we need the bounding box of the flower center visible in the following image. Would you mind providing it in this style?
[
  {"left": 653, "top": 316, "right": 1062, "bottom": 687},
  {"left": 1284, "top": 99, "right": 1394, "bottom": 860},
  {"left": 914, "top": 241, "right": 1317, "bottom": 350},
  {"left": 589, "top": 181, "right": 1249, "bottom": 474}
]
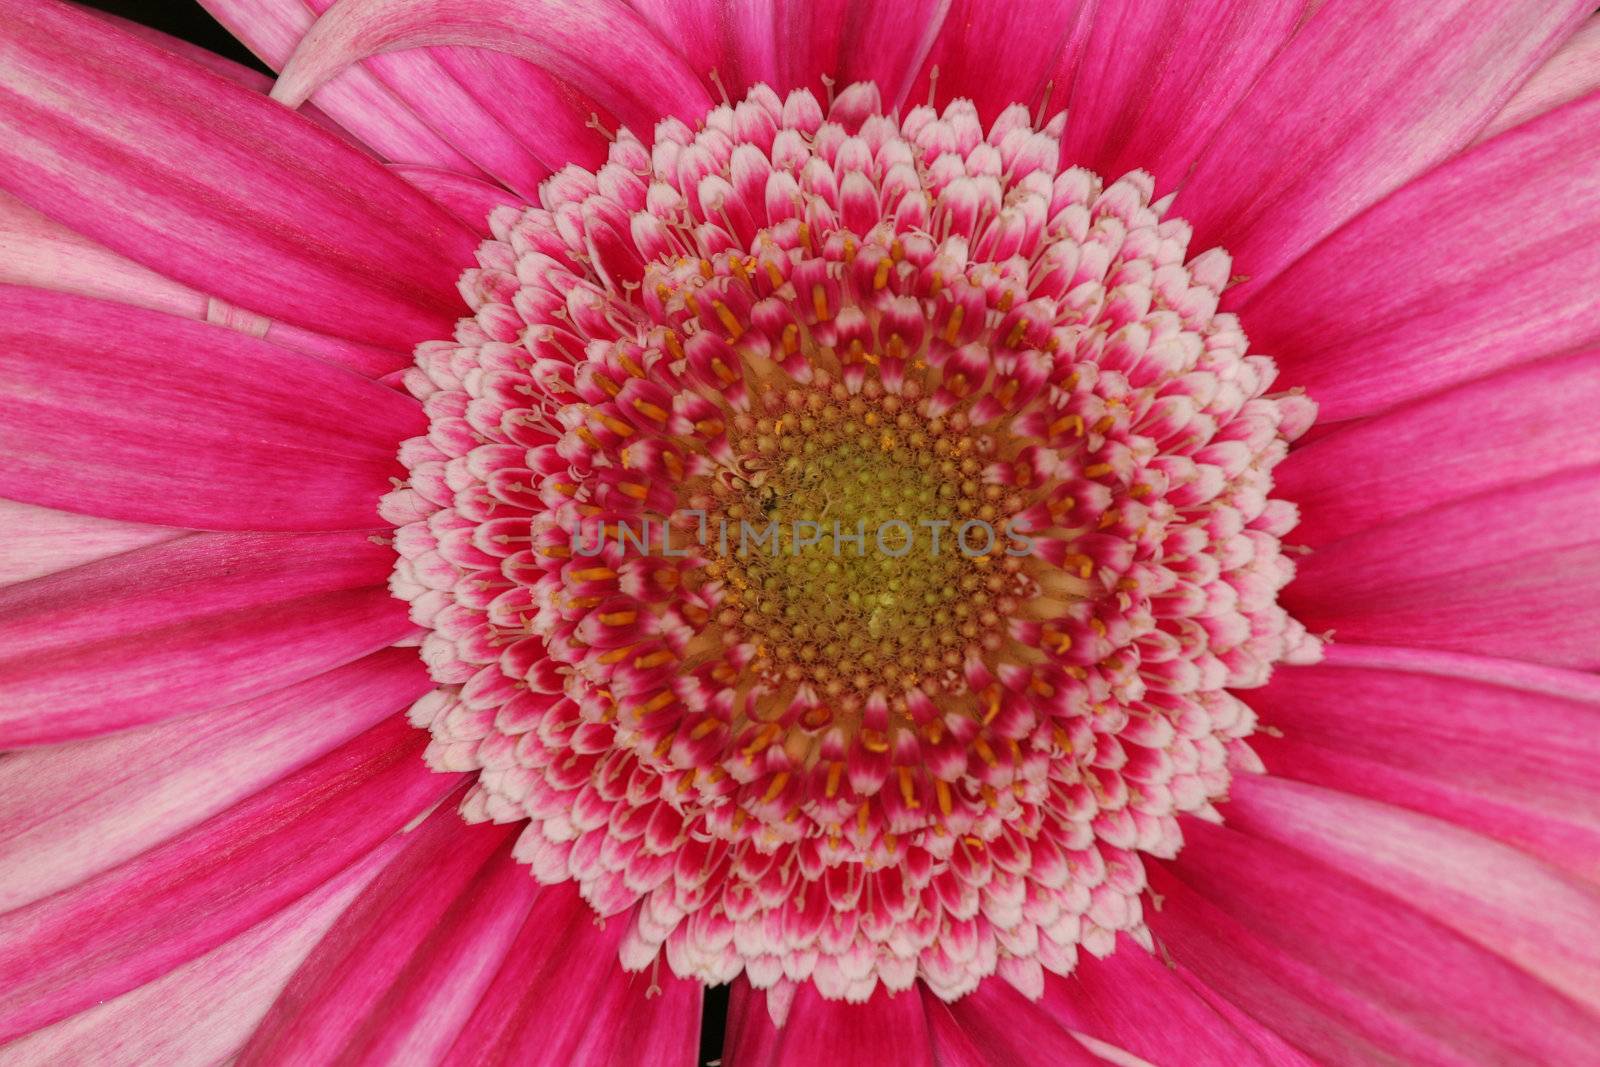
[{"left": 384, "top": 80, "right": 1320, "bottom": 1004}]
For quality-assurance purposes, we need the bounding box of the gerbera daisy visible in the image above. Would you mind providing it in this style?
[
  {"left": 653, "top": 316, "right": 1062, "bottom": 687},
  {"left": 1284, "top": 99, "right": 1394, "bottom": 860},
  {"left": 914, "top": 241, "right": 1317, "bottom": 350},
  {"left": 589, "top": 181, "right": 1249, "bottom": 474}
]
[{"left": 1, "top": 0, "right": 1598, "bottom": 1063}]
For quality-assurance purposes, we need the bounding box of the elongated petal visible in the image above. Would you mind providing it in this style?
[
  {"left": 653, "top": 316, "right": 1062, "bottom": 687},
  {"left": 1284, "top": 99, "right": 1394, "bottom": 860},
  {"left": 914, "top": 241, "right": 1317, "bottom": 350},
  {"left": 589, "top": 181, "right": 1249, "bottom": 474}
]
[
  {"left": 320, "top": 847, "right": 544, "bottom": 1064},
  {"left": 0, "top": 648, "right": 429, "bottom": 911},
  {"left": 236, "top": 802, "right": 519, "bottom": 1063},
  {"left": 1147, "top": 863, "right": 1463, "bottom": 1067},
  {"left": 1229, "top": 775, "right": 1600, "bottom": 1014},
  {"left": 726, "top": 984, "right": 937, "bottom": 1066},
  {"left": 0, "top": 531, "right": 412, "bottom": 745},
  {"left": 932, "top": 981, "right": 1106, "bottom": 1065},
  {"left": 442, "top": 884, "right": 699, "bottom": 1066},
  {"left": 0, "top": 716, "right": 457, "bottom": 1044},
  {"left": 1173, "top": 0, "right": 1589, "bottom": 299},
  {"left": 1286, "top": 468, "right": 1600, "bottom": 668},
  {"left": 199, "top": 0, "right": 484, "bottom": 172},
  {"left": 273, "top": 0, "right": 712, "bottom": 134},
  {"left": 1060, "top": 0, "right": 1303, "bottom": 193},
  {"left": 1277, "top": 347, "right": 1600, "bottom": 544},
  {"left": 0, "top": 195, "right": 412, "bottom": 377},
  {"left": 1246, "top": 645, "right": 1600, "bottom": 882},
  {"left": 1039, "top": 943, "right": 1317, "bottom": 1066},
  {"left": 1243, "top": 90, "right": 1600, "bottom": 419},
  {"left": 0, "top": 288, "right": 423, "bottom": 531},
  {"left": 0, "top": 848, "right": 390, "bottom": 1067},
  {"left": 905, "top": 0, "right": 1094, "bottom": 124},
  {"left": 1159, "top": 820, "right": 1600, "bottom": 1064},
  {"left": 0, "top": 498, "right": 177, "bottom": 587},
  {"left": 0, "top": 0, "right": 476, "bottom": 349},
  {"left": 1479, "top": 17, "right": 1600, "bottom": 140},
  {"left": 392, "top": 165, "right": 523, "bottom": 235}
]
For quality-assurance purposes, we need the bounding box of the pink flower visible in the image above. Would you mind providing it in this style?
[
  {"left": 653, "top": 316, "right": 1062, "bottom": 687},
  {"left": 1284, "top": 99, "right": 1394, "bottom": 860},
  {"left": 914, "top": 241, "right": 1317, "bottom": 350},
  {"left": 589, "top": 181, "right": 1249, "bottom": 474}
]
[{"left": 1, "top": 0, "right": 1598, "bottom": 1063}]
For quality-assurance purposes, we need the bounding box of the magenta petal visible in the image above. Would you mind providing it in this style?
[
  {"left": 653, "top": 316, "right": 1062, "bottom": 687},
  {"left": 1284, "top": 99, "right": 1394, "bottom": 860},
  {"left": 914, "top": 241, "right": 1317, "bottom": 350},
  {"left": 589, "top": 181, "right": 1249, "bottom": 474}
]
[
  {"left": 1159, "top": 819, "right": 1600, "bottom": 1064},
  {"left": 1173, "top": 0, "right": 1590, "bottom": 299},
  {"left": 906, "top": 0, "right": 1094, "bottom": 124},
  {"left": 0, "top": 648, "right": 429, "bottom": 911},
  {"left": 1229, "top": 775, "right": 1600, "bottom": 1014},
  {"left": 1277, "top": 347, "right": 1600, "bottom": 545},
  {"left": 0, "top": 499, "right": 177, "bottom": 587},
  {"left": 0, "top": 288, "right": 424, "bottom": 532},
  {"left": 0, "top": 849, "right": 388, "bottom": 1066},
  {"left": 392, "top": 165, "right": 524, "bottom": 236},
  {"left": 0, "top": 531, "right": 413, "bottom": 746},
  {"left": 0, "top": 0, "right": 477, "bottom": 349},
  {"left": 0, "top": 716, "right": 458, "bottom": 1044},
  {"left": 0, "top": 193, "right": 412, "bottom": 377},
  {"left": 442, "top": 883, "right": 700, "bottom": 1066},
  {"left": 1061, "top": 0, "right": 1301, "bottom": 193},
  {"left": 1246, "top": 645, "right": 1600, "bottom": 882},
  {"left": 1039, "top": 942, "right": 1317, "bottom": 1066},
  {"left": 726, "top": 983, "right": 937, "bottom": 1066},
  {"left": 1479, "top": 17, "right": 1600, "bottom": 141},
  {"left": 273, "top": 0, "right": 713, "bottom": 134},
  {"left": 199, "top": 0, "right": 484, "bottom": 172},
  {"left": 931, "top": 980, "right": 1105, "bottom": 1065},
  {"left": 236, "top": 801, "right": 521, "bottom": 1063},
  {"left": 1244, "top": 91, "right": 1600, "bottom": 420},
  {"left": 1286, "top": 468, "right": 1600, "bottom": 669}
]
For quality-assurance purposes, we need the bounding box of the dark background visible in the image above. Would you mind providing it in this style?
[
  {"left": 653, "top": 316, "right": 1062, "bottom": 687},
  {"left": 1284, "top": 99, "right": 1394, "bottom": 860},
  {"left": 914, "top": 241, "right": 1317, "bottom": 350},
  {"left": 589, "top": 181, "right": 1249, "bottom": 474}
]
[{"left": 74, "top": 1, "right": 732, "bottom": 1060}]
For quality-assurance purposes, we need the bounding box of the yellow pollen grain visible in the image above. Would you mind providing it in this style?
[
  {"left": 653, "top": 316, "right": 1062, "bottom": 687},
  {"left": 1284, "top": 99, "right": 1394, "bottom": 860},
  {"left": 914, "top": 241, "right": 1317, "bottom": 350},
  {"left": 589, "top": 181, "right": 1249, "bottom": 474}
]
[
  {"left": 935, "top": 779, "right": 953, "bottom": 816},
  {"left": 898, "top": 766, "right": 920, "bottom": 809},
  {"left": 873, "top": 258, "right": 892, "bottom": 290},
  {"left": 690, "top": 718, "right": 721, "bottom": 740},
  {"left": 635, "top": 648, "right": 676, "bottom": 669},
  {"left": 714, "top": 301, "right": 744, "bottom": 339},
  {"left": 811, "top": 284, "right": 832, "bottom": 322},
  {"left": 942, "top": 305, "right": 965, "bottom": 343},
  {"left": 826, "top": 761, "right": 844, "bottom": 798},
  {"left": 761, "top": 772, "right": 790, "bottom": 802},
  {"left": 1084, "top": 463, "right": 1113, "bottom": 478},
  {"left": 619, "top": 482, "right": 649, "bottom": 500},
  {"left": 599, "top": 414, "right": 635, "bottom": 437},
  {"left": 599, "top": 609, "right": 637, "bottom": 626},
  {"left": 633, "top": 398, "right": 670, "bottom": 423},
  {"left": 635, "top": 690, "right": 676, "bottom": 716}
]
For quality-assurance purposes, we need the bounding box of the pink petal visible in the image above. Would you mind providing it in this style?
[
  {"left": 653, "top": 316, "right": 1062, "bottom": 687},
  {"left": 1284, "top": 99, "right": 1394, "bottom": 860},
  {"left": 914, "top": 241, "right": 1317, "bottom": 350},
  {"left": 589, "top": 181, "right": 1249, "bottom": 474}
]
[
  {"left": 0, "top": 1, "right": 477, "bottom": 349},
  {"left": 1147, "top": 862, "right": 1466, "bottom": 1067},
  {"left": 199, "top": 0, "right": 486, "bottom": 172},
  {"left": 1246, "top": 644, "right": 1600, "bottom": 882},
  {"left": 273, "top": 0, "right": 713, "bottom": 135},
  {"left": 0, "top": 648, "right": 429, "bottom": 911},
  {"left": 1039, "top": 943, "right": 1318, "bottom": 1066},
  {"left": 236, "top": 801, "right": 520, "bottom": 1063},
  {"left": 727, "top": 982, "right": 937, "bottom": 1066},
  {"left": 1060, "top": 0, "right": 1303, "bottom": 193},
  {"left": 1157, "top": 819, "right": 1600, "bottom": 1064},
  {"left": 1478, "top": 17, "right": 1600, "bottom": 141},
  {"left": 299, "top": 0, "right": 549, "bottom": 199},
  {"left": 0, "top": 192, "right": 411, "bottom": 377},
  {"left": 0, "top": 845, "right": 391, "bottom": 1067},
  {"left": 0, "top": 288, "right": 423, "bottom": 531},
  {"left": 1242, "top": 90, "right": 1600, "bottom": 420},
  {"left": 391, "top": 165, "right": 524, "bottom": 236},
  {"left": 835, "top": 0, "right": 952, "bottom": 111},
  {"left": 932, "top": 981, "right": 1107, "bottom": 1065},
  {"left": 0, "top": 716, "right": 458, "bottom": 1044},
  {"left": 0, "top": 531, "right": 412, "bottom": 746},
  {"left": 1229, "top": 775, "right": 1600, "bottom": 1014},
  {"left": 0, "top": 498, "right": 178, "bottom": 587},
  {"left": 320, "top": 847, "right": 545, "bottom": 1064},
  {"left": 1172, "top": 0, "right": 1590, "bottom": 300},
  {"left": 1277, "top": 347, "right": 1600, "bottom": 545},
  {"left": 905, "top": 0, "right": 1095, "bottom": 124},
  {"left": 1285, "top": 468, "right": 1600, "bottom": 669},
  {"left": 443, "top": 883, "right": 700, "bottom": 1066}
]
